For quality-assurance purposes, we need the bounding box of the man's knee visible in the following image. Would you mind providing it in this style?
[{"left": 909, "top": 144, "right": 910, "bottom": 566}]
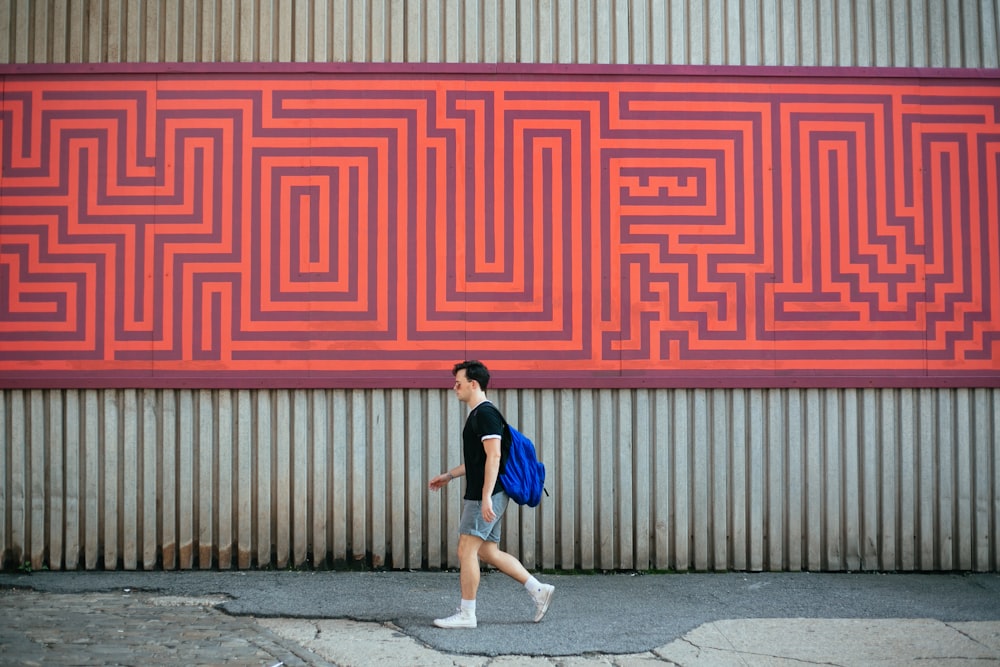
[
  {"left": 477, "top": 540, "right": 502, "bottom": 562},
  {"left": 458, "top": 534, "right": 484, "bottom": 559}
]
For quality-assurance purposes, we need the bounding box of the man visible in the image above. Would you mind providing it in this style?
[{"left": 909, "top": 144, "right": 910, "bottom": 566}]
[{"left": 428, "top": 360, "right": 555, "bottom": 629}]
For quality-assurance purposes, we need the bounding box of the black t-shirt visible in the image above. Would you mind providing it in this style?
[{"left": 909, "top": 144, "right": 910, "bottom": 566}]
[{"left": 462, "top": 401, "right": 509, "bottom": 501}]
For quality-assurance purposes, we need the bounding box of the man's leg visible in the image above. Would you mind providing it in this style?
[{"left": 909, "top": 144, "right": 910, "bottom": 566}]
[
  {"left": 434, "top": 501, "right": 490, "bottom": 629},
  {"left": 458, "top": 533, "right": 485, "bottom": 600},
  {"left": 478, "top": 541, "right": 556, "bottom": 622},
  {"left": 477, "top": 540, "right": 529, "bottom": 584},
  {"left": 434, "top": 534, "right": 484, "bottom": 629}
]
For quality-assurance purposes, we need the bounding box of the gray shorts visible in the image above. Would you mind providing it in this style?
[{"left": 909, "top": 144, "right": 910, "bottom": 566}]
[{"left": 459, "top": 491, "right": 510, "bottom": 542}]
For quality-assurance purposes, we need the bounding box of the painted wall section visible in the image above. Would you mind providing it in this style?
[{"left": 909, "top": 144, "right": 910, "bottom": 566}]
[{"left": 1, "top": 65, "right": 998, "bottom": 388}]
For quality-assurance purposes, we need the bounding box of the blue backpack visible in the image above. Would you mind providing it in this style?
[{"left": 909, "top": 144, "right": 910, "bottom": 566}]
[{"left": 500, "top": 422, "right": 547, "bottom": 507}]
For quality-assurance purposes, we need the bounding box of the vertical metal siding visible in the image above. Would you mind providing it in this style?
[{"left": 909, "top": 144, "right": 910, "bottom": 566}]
[
  {"left": 2, "top": 0, "right": 998, "bottom": 67},
  {"left": 1, "top": 1, "right": 997, "bottom": 573},
  {"left": 2, "top": 388, "right": 997, "bottom": 572}
]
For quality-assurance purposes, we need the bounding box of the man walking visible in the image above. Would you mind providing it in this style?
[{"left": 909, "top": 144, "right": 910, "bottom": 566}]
[{"left": 428, "top": 360, "right": 555, "bottom": 629}]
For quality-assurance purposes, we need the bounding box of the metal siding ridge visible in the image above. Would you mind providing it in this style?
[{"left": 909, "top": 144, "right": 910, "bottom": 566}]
[
  {"left": 692, "top": 389, "right": 710, "bottom": 571},
  {"left": 731, "top": 388, "right": 748, "bottom": 571},
  {"left": 161, "top": 389, "right": 177, "bottom": 570},
  {"left": 617, "top": 389, "right": 635, "bottom": 570},
  {"left": 597, "top": 388, "right": 616, "bottom": 569},
  {"left": 842, "top": 388, "right": 862, "bottom": 572},
  {"left": 350, "top": 390, "right": 368, "bottom": 566},
  {"left": 215, "top": 390, "right": 233, "bottom": 570},
  {"left": 576, "top": 388, "right": 597, "bottom": 570},
  {"left": 956, "top": 388, "right": 974, "bottom": 571},
  {"left": 293, "top": 389, "right": 311, "bottom": 567},
  {"left": 973, "top": 388, "right": 993, "bottom": 571},
  {"left": 389, "top": 388, "right": 408, "bottom": 569},
  {"left": 255, "top": 389, "right": 273, "bottom": 568},
  {"left": 274, "top": 390, "right": 291, "bottom": 569},
  {"left": 198, "top": 389, "right": 216, "bottom": 569},
  {"left": 47, "top": 390, "right": 65, "bottom": 571},
  {"left": 405, "top": 389, "right": 424, "bottom": 569},
  {"left": 748, "top": 388, "right": 766, "bottom": 571},
  {"left": 142, "top": 389, "right": 159, "bottom": 570},
  {"left": 310, "top": 390, "right": 330, "bottom": 567},
  {"left": 917, "top": 388, "right": 937, "bottom": 570},
  {"left": 236, "top": 389, "right": 254, "bottom": 569},
  {"left": 331, "top": 389, "right": 350, "bottom": 565},
  {"left": 64, "top": 390, "right": 81, "bottom": 570},
  {"left": 119, "top": 389, "right": 142, "bottom": 570},
  {"left": 7, "top": 393, "right": 24, "bottom": 568},
  {"left": 673, "top": 388, "right": 691, "bottom": 570},
  {"left": 102, "top": 390, "right": 119, "bottom": 569},
  {"left": 370, "top": 389, "right": 388, "bottom": 569},
  {"left": 804, "top": 388, "right": 823, "bottom": 571},
  {"left": 558, "top": 388, "right": 578, "bottom": 569},
  {"left": 83, "top": 390, "right": 101, "bottom": 569},
  {"left": 29, "top": 391, "right": 45, "bottom": 570},
  {"left": 634, "top": 389, "right": 652, "bottom": 570},
  {"left": 711, "top": 388, "right": 730, "bottom": 571}
]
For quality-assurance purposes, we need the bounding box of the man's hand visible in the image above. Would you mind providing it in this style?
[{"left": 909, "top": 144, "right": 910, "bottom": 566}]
[
  {"left": 429, "top": 472, "right": 451, "bottom": 491},
  {"left": 481, "top": 500, "right": 496, "bottom": 523},
  {"left": 430, "top": 465, "right": 463, "bottom": 491}
]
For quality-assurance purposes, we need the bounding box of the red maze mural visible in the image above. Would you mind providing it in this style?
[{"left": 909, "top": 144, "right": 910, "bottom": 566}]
[{"left": 0, "top": 65, "right": 998, "bottom": 389}]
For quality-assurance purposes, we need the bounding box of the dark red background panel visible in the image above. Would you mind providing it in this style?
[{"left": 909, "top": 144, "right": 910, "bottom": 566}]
[{"left": 1, "top": 65, "right": 998, "bottom": 388}]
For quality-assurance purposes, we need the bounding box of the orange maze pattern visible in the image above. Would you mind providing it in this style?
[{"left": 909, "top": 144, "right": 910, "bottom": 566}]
[{"left": 1, "top": 67, "right": 998, "bottom": 388}]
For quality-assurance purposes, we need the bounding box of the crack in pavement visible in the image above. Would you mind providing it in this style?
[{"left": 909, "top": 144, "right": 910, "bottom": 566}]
[{"left": 945, "top": 621, "right": 996, "bottom": 653}]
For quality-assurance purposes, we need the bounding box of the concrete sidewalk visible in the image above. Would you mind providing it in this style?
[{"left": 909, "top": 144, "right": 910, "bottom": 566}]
[{"left": 1, "top": 570, "right": 999, "bottom": 665}]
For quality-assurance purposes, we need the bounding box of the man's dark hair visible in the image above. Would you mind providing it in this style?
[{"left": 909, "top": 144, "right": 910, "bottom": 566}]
[{"left": 452, "top": 359, "right": 490, "bottom": 390}]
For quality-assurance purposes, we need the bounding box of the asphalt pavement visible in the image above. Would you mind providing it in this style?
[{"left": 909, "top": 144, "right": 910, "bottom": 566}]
[{"left": 1, "top": 569, "right": 999, "bottom": 665}]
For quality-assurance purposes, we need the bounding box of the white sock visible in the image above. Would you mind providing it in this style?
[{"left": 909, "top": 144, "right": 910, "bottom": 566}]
[
  {"left": 524, "top": 576, "right": 543, "bottom": 596},
  {"left": 460, "top": 599, "right": 476, "bottom": 615}
]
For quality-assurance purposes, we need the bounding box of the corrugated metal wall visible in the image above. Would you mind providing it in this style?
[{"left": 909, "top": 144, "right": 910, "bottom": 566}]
[
  {"left": 1, "top": 0, "right": 998, "bottom": 572},
  {"left": 2, "top": 0, "right": 998, "bottom": 67},
  {"left": 3, "top": 388, "right": 998, "bottom": 572}
]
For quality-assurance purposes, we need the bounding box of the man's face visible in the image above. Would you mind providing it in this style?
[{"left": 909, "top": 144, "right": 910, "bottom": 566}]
[{"left": 453, "top": 370, "right": 475, "bottom": 402}]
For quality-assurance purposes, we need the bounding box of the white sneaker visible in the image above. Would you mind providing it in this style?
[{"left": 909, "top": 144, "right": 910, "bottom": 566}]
[
  {"left": 532, "top": 584, "right": 555, "bottom": 622},
  {"left": 433, "top": 609, "right": 477, "bottom": 629}
]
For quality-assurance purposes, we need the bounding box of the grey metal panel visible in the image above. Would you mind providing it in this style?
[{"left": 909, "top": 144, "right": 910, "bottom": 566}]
[
  {"left": 3, "top": 387, "right": 998, "bottom": 572},
  {"left": 3, "top": 0, "right": 999, "bottom": 66}
]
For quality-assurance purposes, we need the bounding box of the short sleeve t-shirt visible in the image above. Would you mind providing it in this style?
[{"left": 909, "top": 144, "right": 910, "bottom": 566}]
[{"left": 462, "top": 401, "right": 509, "bottom": 501}]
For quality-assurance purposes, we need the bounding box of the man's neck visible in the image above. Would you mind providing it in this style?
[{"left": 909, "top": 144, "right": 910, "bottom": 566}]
[{"left": 466, "top": 392, "right": 489, "bottom": 409}]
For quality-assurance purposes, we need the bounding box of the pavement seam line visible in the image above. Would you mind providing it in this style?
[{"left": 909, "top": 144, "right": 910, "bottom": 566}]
[
  {"left": 679, "top": 634, "right": 847, "bottom": 667},
  {"left": 943, "top": 621, "right": 997, "bottom": 654},
  {"left": 245, "top": 615, "right": 339, "bottom": 667}
]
